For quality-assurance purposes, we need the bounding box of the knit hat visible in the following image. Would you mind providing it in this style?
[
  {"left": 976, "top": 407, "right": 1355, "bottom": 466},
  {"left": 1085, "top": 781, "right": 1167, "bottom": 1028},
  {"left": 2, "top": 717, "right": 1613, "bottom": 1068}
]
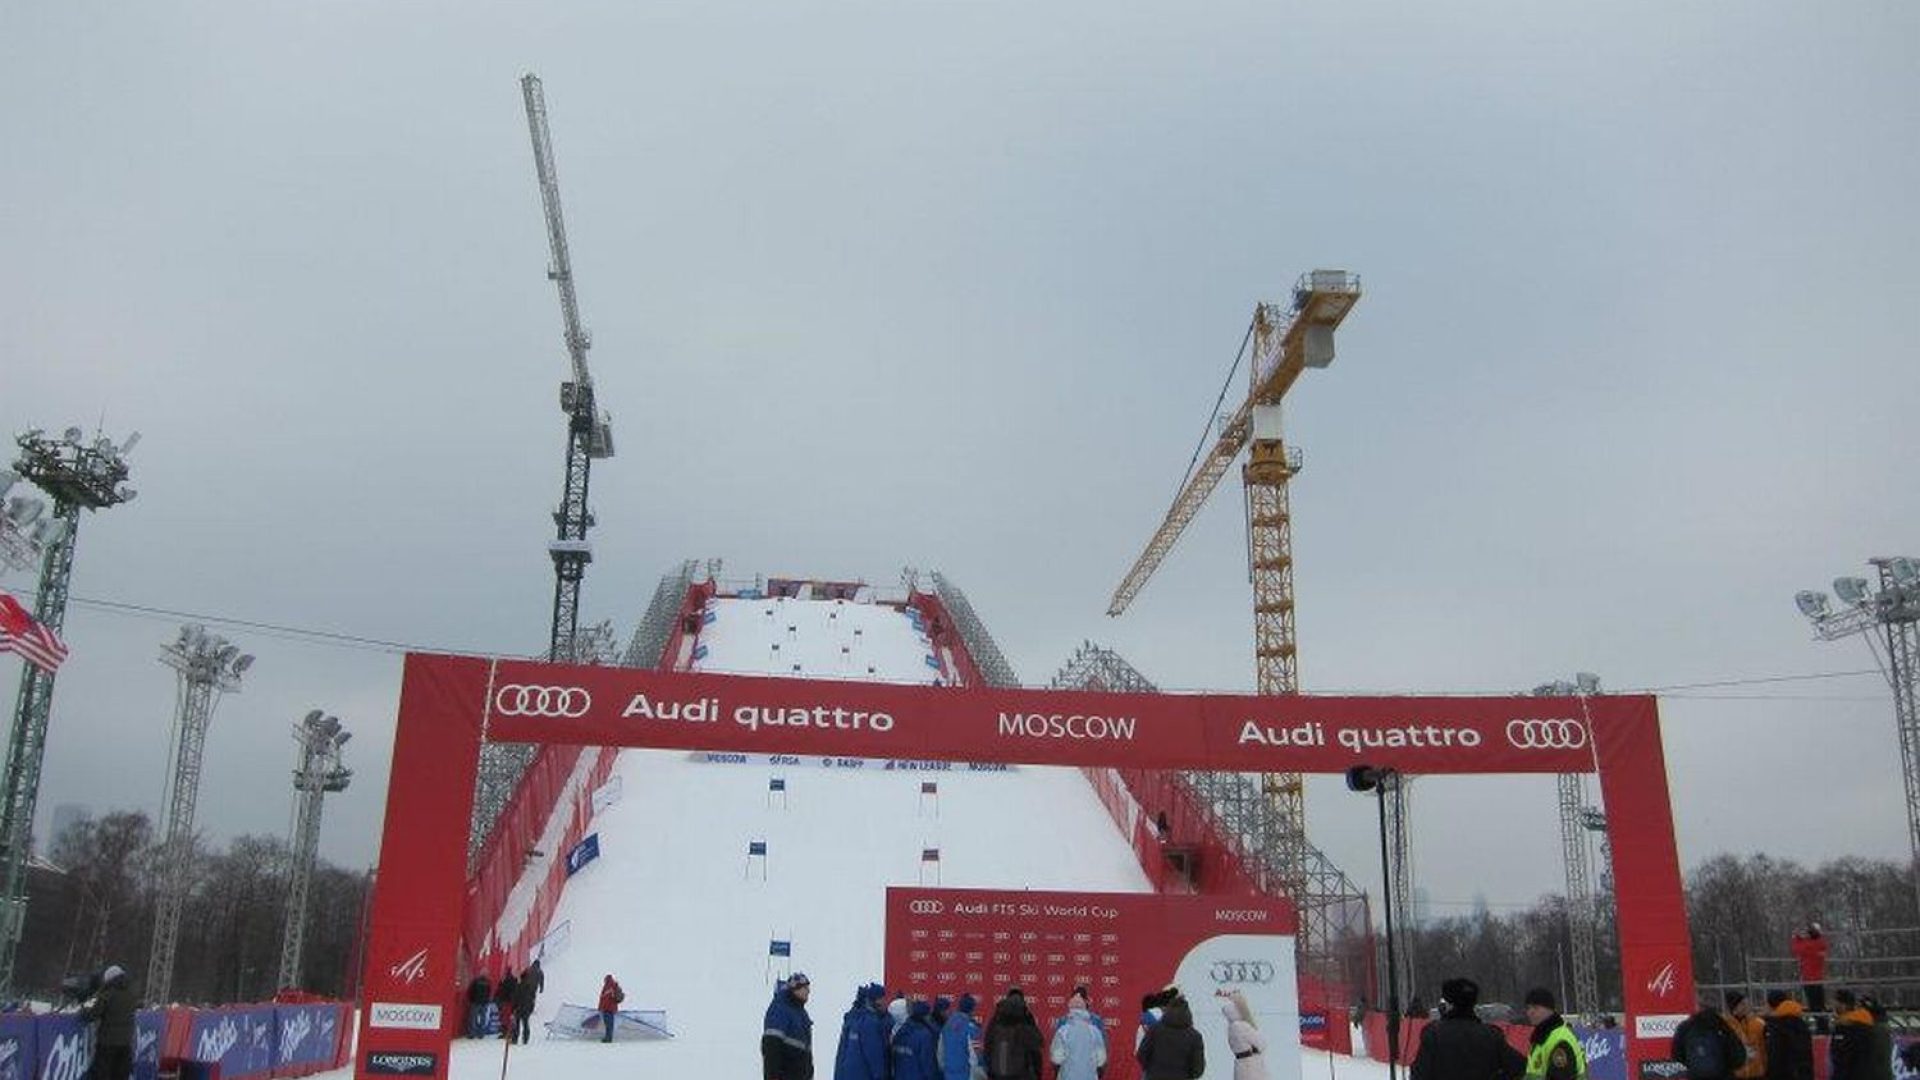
[
  {"left": 1069, "top": 989, "right": 1088, "bottom": 1009},
  {"left": 787, "top": 972, "right": 810, "bottom": 989},
  {"left": 1525, "top": 988, "right": 1556, "bottom": 1009},
  {"left": 957, "top": 993, "right": 977, "bottom": 1015},
  {"left": 102, "top": 965, "right": 126, "bottom": 985},
  {"left": 1440, "top": 978, "right": 1480, "bottom": 1012},
  {"left": 888, "top": 997, "right": 910, "bottom": 1023},
  {"left": 1724, "top": 992, "right": 1746, "bottom": 1010},
  {"left": 1766, "top": 990, "right": 1790, "bottom": 1008}
]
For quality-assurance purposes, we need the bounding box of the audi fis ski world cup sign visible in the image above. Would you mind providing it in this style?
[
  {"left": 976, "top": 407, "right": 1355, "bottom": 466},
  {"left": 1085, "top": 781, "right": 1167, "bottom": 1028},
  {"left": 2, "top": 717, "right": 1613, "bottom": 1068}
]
[{"left": 475, "top": 658, "right": 1641, "bottom": 774}]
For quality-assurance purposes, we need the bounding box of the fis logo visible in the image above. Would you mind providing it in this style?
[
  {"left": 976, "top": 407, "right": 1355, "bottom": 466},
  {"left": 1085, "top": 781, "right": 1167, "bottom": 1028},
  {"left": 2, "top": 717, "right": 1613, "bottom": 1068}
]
[
  {"left": 389, "top": 948, "right": 430, "bottom": 986},
  {"left": 1646, "top": 961, "right": 1679, "bottom": 999}
]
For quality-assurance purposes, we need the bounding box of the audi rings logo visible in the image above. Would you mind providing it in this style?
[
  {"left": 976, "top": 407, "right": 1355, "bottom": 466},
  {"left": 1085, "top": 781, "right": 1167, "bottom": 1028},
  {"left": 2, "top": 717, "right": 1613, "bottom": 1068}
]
[
  {"left": 1505, "top": 719, "right": 1588, "bottom": 751},
  {"left": 908, "top": 901, "right": 945, "bottom": 915},
  {"left": 1209, "top": 960, "right": 1276, "bottom": 985},
  {"left": 493, "top": 685, "right": 592, "bottom": 718}
]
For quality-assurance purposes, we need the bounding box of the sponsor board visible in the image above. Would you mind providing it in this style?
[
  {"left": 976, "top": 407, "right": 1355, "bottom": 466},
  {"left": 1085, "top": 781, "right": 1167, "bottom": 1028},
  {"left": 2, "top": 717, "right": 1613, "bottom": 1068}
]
[
  {"left": 1634, "top": 1014, "right": 1689, "bottom": 1040},
  {"left": 690, "top": 752, "right": 1016, "bottom": 772},
  {"left": 369, "top": 1004, "right": 444, "bottom": 1032},
  {"left": 367, "top": 1049, "right": 434, "bottom": 1075}
]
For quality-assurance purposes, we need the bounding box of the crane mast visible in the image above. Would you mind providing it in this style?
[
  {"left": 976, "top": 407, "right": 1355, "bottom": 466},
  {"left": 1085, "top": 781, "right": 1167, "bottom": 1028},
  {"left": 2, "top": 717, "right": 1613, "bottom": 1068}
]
[
  {"left": 1106, "top": 269, "right": 1361, "bottom": 971},
  {"left": 521, "top": 73, "right": 613, "bottom": 664}
]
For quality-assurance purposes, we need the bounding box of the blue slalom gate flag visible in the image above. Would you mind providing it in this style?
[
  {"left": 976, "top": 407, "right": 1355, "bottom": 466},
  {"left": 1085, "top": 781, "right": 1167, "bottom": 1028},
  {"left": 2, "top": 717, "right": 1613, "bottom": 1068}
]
[
  {"left": 566, "top": 833, "right": 601, "bottom": 876},
  {"left": 769, "top": 778, "right": 786, "bottom": 791},
  {"left": 768, "top": 940, "right": 792, "bottom": 957},
  {"left": 748, "top": 841, "right": 768, "bottom": 856}
]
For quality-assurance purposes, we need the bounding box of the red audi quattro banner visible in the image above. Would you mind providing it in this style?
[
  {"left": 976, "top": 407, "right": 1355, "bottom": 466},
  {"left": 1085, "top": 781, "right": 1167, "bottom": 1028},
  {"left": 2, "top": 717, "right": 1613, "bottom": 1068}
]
[
  {"left": 481, "top": 660, "right": 1618, "bottom": 774},
  {"left": 885, "top": 888, "right": 1301, "bottom": 1080},
  {"left": 356, "top": 655, "right": 1692, "bottom": 1080}
]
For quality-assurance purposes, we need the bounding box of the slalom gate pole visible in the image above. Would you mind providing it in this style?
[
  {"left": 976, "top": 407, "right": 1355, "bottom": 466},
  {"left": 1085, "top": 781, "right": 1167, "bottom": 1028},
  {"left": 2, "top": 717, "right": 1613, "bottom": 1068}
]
[{"left": 498, "top": 1021, "right": 512, "bottom": 1080}]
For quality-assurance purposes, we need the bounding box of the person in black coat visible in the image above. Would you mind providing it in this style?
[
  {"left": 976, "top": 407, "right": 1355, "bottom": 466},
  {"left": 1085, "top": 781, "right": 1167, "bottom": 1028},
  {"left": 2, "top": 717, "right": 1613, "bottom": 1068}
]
[
  {"left": 510, "top": 960, "right": 544, "bottom": 1044},
  {"left": 81, "top": 966, "right": 137, "bottom": 1080},
  {"left": 1136, "top": 994, "right": 1205, "bottom": 1080},
  {"left": 1410, "top": 978, "right": 1526, "bottom": 1080},
  {"left": 465, "top": 974, "right": 492, "bottom": 1039},
  {"left": 494, "top": 969, "right": 520, "bottom": 1042},
  {"left": 983, "top": 990, "right": 1045, "bottom": 1080},
  {"left": 1762, "top": 991, "right": 1813, "bottom": 1080}
]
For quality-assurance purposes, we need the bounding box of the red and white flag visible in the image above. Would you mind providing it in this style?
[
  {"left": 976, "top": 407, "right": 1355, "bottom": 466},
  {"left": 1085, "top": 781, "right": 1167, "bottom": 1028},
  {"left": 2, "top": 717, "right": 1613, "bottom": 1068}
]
[{"left": 0, "top": 593, "right": 68, "bottom": 674}]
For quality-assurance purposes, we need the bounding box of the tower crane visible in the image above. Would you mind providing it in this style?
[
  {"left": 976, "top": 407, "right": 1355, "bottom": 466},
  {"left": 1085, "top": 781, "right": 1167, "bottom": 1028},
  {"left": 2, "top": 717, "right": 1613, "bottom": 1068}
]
[
  {"left": 523, "top": 73, "right": 614, "bottom": 664},
  {"left": 1107, "top": 269, "right": 1361, "bottom": 949}
]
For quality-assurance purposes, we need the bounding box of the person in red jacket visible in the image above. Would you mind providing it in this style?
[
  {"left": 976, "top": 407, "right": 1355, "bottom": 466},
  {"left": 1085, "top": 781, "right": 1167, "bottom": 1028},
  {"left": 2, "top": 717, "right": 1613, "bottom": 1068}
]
[
  {"left": 1791, "top": 925, "right": 1829, "bottom": 1013},
  {"left": 597, "top": 974, "right": 625, "bottom": 1043}
]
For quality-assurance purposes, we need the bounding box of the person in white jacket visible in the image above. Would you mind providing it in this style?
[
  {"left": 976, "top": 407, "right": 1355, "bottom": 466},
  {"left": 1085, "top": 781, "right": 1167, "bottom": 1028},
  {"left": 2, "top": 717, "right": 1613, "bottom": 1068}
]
[
  {"left": 1051, "top": 991, "right": 1108, "bottom": 1080},
  {"left": 1220, "top": 990, "right": 1270, "bottom": 1080}
]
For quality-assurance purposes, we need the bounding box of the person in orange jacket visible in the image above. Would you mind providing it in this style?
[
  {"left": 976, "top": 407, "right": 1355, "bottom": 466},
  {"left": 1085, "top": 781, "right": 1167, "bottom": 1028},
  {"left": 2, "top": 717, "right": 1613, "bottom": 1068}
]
[
  {"left": 1761, "top": 991, "right": 1812, "bottom": 1080},
  {"left": 1723, "top": 993, "right": 1766, "bottom": 1080}
]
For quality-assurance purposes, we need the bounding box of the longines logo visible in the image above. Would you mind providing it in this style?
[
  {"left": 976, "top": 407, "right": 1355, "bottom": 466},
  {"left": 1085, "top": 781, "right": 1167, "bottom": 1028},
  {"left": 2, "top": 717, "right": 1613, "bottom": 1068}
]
[{"left": 1209, "top": 960, "right": 1276, "bottom": 985}]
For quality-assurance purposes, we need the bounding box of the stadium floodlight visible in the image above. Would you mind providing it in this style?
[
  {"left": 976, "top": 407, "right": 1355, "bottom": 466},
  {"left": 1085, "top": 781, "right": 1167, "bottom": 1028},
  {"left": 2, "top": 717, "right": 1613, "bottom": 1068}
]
[
  {"left": 1575, "top": 672, "right": 1602, "bottom": 695},
  {"left": 232, "top": 654, "right": 255, "bottom": 675},
  {"left": 119, "top": 432, "right": 140, "bottom": 456},
  {"left": 1835, "top": 577, "right": 1874, "bottom": 606},
  {"left": 61, "top": 428, "right": 81, "bottom": 445},
  {"left": 0, "top": 472, "right": 15, "bottom": 500},
  {"left": 1892, "top": 558, "right": 1919, "bottom": 590},
  {"left": 5, "top": 497, "right": 43, "bottom": 528},
  {"left": 1795, "top": 591, "right": 1832, "bottom": 620}
]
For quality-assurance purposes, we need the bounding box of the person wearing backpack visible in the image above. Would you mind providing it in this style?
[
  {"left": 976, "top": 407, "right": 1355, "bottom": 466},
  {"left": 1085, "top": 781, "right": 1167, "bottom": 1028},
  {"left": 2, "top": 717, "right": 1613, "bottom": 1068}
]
[
  {"left": 1672, "top": 996, "right": 1746, "bottom": 1080},
  {"left": 596, "top": 974, "right": 625, "bottom": 1043},
  {"left": 1761, "top": 991, "right": 1813, "bottom": 1080},
  {"left": 984, "top": 990, "right": 1044, "bottom": 1080}
]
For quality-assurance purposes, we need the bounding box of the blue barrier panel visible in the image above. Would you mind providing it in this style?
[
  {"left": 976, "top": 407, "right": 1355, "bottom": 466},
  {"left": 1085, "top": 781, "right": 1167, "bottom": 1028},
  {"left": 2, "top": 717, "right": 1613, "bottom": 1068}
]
[
  {"left": 189, "top": 1007, "right": 277, "bottom": 1080},
  {"left": 1576, "top": 1027, "right": 1626, "bottom": 1080},
  {"left": 274, "top": 1005, "right": 340, "bottom": 1076},
  {"left": 34, "top": 1013, "right": 92, "bottom": 1080},
  {"left": 0, "top": 1012, "right": 36, "bottom": 1080},
  {"left": 566, "top": 833, "right": 601, "bottom": 876},
  {"left": 134, "top": 1010, "right": 164, "bottom": 1080}
]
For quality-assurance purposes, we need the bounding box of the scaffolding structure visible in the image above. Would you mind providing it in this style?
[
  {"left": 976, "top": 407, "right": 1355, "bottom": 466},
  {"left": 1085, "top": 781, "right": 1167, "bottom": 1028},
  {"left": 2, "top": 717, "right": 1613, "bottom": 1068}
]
[
  {"left": 1047, "top": 642, "right": 1373, "bottom": 996},
  {"left": 928, "top": 572, "right": 1020, "bottom": 688},
  {"left": 621, "top": 559, "right": 702, "bottom": 668}
]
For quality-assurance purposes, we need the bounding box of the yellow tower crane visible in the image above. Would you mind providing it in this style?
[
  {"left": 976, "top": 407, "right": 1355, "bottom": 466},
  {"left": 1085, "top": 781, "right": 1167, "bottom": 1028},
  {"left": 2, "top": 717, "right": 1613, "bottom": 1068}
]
[{"left": 1107, "top": 269, "right": 1361, "bottom": 909}]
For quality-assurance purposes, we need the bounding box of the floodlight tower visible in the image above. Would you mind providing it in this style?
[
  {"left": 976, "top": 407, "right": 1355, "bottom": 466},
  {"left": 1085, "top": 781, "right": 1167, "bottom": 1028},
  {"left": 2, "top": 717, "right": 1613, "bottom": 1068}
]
[
  {"left": 1533, "top": 673, "right": 1604, "bottom": 1016},
  {"left": 0, "top": 471, "right": 71, "bottom": 576},
  {"left": 0, "top": 427, "right": 136, "bottom": 996},
  {"left": 1795, "top": 557, "right": 1920, "bottom": 915},
  {"left": 278, "top": 710, "right": 351, "bottom": 990},
  {"left": 147, "top": 625, "right": 252, "bottom": 1004}
]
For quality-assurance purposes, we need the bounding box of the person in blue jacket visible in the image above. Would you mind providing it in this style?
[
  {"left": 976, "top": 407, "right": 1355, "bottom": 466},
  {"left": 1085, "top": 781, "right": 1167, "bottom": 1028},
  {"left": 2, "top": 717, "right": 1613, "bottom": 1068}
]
[
  {"left": 940, "top": 993, "right": 981, "bottom": 1080},
  {"left": 763, "top": 973, "right": 815, "bottom": 1080},
  {"left": 892, "top": 999, "right": 941, "bottom": 1080},
  {"left": 835, "top": 983, "right": 890, "bottom": 1080}
]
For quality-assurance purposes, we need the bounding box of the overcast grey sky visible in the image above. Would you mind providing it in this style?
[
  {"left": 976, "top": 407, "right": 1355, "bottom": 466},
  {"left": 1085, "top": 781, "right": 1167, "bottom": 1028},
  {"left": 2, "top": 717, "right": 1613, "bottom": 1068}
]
[{"left": 2, "top": 0, "right": 1915, "bottom": 917}]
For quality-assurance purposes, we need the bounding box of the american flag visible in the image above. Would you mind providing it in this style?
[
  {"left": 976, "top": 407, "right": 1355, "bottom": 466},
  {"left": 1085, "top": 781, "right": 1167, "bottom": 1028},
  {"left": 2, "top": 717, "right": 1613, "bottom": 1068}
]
[{"left": 0, "top": 593, "right": 67, "bottom": 673}]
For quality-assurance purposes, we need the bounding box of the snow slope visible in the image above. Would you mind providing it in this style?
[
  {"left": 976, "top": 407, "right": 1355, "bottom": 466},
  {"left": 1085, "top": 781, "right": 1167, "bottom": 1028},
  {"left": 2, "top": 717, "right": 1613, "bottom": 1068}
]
[{"left": 453, "top": 593, "right": 1153, "bottom": 1077}]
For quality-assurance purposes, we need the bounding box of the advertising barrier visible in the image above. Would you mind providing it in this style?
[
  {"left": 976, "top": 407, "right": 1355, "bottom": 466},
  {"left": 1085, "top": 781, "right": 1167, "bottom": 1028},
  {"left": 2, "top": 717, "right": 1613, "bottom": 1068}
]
[
  {"left": 885, "top": 887, "right": 1300, "bottom": 1080},
  {"left": 33, "top": 1014, "right": 93, "bottom": 1080},
  {"left": 359, "top": 653, "right": 1693, "bottom": 1080},
  {"left": 0, "top": 1014, "right": 33, "bottom": 1080}
]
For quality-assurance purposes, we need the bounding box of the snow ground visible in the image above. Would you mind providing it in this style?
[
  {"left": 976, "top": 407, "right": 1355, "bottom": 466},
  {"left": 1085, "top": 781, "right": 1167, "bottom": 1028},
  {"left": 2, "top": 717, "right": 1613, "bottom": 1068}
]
[{"left": 459, "top": 595, "right": 1153, "bottom": 1077}]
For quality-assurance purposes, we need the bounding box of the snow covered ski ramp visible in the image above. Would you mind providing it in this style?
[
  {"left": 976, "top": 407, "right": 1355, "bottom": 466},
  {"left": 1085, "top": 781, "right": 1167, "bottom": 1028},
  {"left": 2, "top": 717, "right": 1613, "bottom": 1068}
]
[{"left": 461, "top": 590, "right": 1151, "bottom": 1079}]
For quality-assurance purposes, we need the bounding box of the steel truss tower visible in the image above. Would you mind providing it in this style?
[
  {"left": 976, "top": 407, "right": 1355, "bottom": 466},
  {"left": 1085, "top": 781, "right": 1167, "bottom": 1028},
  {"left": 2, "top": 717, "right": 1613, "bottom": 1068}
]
[
  {"left": 1383, "top": 774, "right": 1417, "bottom": 1004},
  {"left": 0, "top": 427, "right": 136, "bottom": 996},
  {"left": 1796, "top": 558, "right": 1920, "bottom": 916},
  {"left": 1534, "top": 675, "right": 1604, "bottom": 1015},
  {"left": 149, "top": 626, "right": 251, "bottom": 1004},
  {"left": 279, "top": 710, "right": 351, "bottom": 991},
  {"left": 1049, "top": 643, "right": 1371, "bottom": 993}
]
